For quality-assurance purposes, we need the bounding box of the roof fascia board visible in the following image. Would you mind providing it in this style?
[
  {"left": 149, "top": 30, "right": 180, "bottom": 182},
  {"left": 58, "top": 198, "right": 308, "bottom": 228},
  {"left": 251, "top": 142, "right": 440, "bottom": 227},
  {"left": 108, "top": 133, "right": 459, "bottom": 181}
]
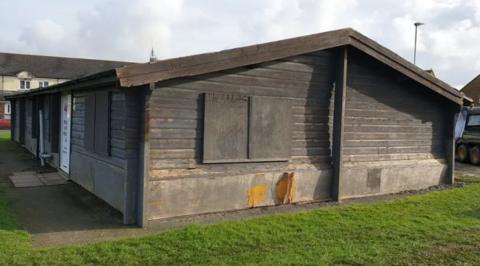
[{"left": 116, "top": 29, "right": 352, "bottom": 87}]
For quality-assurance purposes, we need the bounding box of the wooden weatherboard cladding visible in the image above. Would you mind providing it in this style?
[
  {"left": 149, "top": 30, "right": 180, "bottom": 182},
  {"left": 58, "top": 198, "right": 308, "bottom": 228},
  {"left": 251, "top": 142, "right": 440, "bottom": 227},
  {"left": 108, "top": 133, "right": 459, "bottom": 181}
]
[
  {"left": 203, "top": 92, "right": 291, "bottom": 163},
  {"left": 49, "top": 94, "right": 61, "bottom": 153},
  {"left": 84, "top": 90, "right": 111, "bottom": 156}
]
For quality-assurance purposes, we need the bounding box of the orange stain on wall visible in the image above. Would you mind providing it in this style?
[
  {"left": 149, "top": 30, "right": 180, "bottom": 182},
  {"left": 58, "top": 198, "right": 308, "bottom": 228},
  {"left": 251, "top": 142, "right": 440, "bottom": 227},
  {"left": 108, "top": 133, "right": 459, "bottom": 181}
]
[
  {"left": 276, "top": 172, "right": 295, "bottom": 204},
  {"left": 247, "top": 184, "right": 268, "bottom": 208}
]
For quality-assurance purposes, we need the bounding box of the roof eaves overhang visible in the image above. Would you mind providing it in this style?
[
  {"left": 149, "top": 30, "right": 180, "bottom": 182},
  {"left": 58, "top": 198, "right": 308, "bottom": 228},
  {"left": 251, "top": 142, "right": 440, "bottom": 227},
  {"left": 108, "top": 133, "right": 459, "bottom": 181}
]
[{"left": 115, "top": 28, "right": 352, "bottom": 87}]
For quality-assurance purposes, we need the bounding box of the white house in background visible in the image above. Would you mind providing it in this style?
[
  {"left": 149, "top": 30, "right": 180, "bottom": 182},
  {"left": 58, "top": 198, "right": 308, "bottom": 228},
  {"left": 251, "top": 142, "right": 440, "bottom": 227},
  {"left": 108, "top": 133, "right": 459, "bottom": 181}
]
[{"left": 0, "top": 52, "right": 133, "bottom": 120}]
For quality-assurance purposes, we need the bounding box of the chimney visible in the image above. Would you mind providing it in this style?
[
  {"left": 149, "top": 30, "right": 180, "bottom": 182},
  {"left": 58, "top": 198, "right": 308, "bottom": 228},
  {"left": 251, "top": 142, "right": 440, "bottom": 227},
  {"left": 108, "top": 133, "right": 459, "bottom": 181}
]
[{"left": 149, "top": 48, "right": 158, "bottom": 63}]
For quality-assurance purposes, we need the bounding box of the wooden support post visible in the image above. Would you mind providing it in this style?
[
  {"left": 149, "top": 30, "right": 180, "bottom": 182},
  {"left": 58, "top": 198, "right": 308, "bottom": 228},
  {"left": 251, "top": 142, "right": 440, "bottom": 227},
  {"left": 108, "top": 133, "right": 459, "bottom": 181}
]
[
  {"left": 137, "top": 85, "right": 152, "bottom": 227},
  {"left": 332, "top": 47, "right": 348, "bottom": 201},
  {"left": 445, "top": 106, "right": 458, "bottom": 185}
]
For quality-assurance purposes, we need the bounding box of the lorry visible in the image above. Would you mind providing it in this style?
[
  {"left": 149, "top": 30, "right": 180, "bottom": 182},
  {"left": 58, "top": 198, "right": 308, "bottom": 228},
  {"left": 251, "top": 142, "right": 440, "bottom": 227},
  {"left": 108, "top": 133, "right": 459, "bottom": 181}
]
[{"left": 455, "top": 107, "right": 480, "bottom": 164}]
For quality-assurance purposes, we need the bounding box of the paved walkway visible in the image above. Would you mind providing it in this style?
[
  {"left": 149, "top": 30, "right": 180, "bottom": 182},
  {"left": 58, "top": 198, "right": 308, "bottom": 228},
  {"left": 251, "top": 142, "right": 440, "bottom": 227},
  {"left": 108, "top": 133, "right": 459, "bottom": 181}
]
[
  {"left": 455, "top": 162, "right": 480, "bottom": 177},
  {"left": 0, "top": 135, "right": 145, "bottom": 247}
]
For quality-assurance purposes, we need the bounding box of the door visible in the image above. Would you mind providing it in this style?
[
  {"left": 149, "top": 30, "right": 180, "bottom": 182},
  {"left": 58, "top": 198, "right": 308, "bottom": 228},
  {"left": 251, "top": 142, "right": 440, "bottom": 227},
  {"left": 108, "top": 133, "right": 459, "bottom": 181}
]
[{"left": 59, "top": 93, "right": 71, "bottom": 174}]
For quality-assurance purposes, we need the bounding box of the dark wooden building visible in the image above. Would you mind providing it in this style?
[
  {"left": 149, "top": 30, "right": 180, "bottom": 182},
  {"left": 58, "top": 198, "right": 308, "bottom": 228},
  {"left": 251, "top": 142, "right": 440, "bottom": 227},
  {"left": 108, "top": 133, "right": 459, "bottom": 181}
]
[{"left": 7, "top": 28, "right": 463, "bottom": 225}]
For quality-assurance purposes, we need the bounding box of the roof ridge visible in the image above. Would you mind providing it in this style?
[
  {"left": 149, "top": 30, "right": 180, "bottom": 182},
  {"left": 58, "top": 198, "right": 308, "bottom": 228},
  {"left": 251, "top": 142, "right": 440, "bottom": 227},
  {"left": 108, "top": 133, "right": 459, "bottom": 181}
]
[{"left": 0, "top": 51, "right": 134, "bottom": 64}]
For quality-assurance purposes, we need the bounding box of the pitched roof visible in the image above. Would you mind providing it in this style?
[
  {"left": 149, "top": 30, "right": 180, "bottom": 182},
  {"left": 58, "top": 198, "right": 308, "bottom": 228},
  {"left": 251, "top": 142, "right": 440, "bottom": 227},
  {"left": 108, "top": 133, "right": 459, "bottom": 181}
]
[
  {"left": 7, "top": 28, "right": 464, "bottom": 105},
  {"left": 461, "top": 75, "right": 480, "bottom": 94},
  {"left": 0, "top": 52, "right": 133, "bottom": 79},
  {"left": 116, "top": 28, "right": 463, "bottom": 105}
]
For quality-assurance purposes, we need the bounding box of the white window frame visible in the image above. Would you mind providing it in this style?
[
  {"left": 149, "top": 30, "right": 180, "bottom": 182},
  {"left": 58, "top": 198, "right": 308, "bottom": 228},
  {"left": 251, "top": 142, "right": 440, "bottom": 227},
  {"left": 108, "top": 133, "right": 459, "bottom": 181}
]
[
  {"left": 39, "top": 81, "right": 49, "bottom": 88},
  {"left": 20, "top": 80, "right": 31, "bottom": 90}
]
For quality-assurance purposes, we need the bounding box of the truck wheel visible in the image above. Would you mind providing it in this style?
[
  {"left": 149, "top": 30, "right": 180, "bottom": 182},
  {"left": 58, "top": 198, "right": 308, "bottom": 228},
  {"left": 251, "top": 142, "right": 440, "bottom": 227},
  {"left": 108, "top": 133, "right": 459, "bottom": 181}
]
[
  {"left": 469, "top": 146, "right": 480, "bottom": 165},
  {"left": 457, "top": 144, "right": 469, "bottom": 162}
]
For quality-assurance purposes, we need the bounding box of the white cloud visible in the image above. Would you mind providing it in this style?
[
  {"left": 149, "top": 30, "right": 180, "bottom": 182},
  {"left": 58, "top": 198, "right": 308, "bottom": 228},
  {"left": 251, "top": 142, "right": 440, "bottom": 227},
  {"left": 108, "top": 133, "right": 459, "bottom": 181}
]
[
  {"left": 19, "top": 19, "right": 65, "bottom": 50},
  {"left": 2, "top": 0, "right": 480, "bottom": 88}
]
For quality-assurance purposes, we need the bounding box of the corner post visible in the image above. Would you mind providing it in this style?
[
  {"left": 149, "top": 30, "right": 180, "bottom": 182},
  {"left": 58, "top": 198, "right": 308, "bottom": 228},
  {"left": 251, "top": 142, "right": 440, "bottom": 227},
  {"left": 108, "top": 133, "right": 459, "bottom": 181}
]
[
  {"left": 137, "top": 84, "right": 152, "bottom": 227},
  {"left": 445, "top": 106, "right": 458, "bottom": 185},
  {"left": 332, "top": 46, "right": 348, "bottom": 201}
]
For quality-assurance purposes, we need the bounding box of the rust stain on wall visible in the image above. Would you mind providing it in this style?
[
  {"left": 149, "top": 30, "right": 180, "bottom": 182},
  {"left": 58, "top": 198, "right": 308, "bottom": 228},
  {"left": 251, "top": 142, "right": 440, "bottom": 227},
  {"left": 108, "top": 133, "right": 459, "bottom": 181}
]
[
  {"left": 276, "top": 172, "right": 295, "bottom": 204},
  {"left": 247, "top": 184, "right": 268, "bottom": 208}
]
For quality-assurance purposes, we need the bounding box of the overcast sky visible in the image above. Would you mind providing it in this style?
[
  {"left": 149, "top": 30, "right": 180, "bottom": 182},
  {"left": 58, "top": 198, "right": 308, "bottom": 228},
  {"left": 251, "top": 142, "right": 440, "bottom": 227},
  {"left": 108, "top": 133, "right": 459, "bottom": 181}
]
[{"left": 1, "top": 0, "right": 479, "bottom": 88}]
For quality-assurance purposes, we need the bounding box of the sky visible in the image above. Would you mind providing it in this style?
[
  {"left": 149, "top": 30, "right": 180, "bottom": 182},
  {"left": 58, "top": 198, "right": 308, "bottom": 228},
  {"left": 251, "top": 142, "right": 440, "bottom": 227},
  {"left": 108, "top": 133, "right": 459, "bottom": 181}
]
[{"left": 1, "top": 0, "right": 480, "bottom": 88}]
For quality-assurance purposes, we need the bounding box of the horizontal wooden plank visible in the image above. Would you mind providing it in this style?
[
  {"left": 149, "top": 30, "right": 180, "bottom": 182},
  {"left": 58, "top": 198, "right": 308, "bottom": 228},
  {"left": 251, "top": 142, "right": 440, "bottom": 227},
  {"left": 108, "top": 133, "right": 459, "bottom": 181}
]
[
  {"left": 292, "top": 139, "right": 330, "bottom": 148},
  {"left": 292, "top": 106, "right": 330, "bottom": 116},
  {"left": 149, "top": 98, "right": 201, "bottom": 110},
  {"left": 292, "top": 147, "right": 330, "bottom": 156},
  {"left": 344, "top": 132, "right": 443, "bottom": 140},
  {"left": 343, "top": 152, "right": 445, "bottom": 162},
  {"left": 221, "top": 65, "right": 334, "bottom": 85},
  {"left": 344, "top": 125, "right": 438, "bottom": 134},
  {"left": 150, "top": 108, "right": 200, "bottom": 119},
  {"left": 344, "top": 139, "right": 443, "bottom": 148},
  {"left": 343, "top": 146, "right": 444, "bottom": 155},
  {"left": 150, "top": 118, "right": 201, "bottom": 129},
  {"left": 344, "top": 109, "right": 440, "bottom": 120},
  {"left": 165, "top": 79, "right": 332, "bottom": 98},
  {"left": 290, "top": 155, "right": 332, "bottom": 164},
  {"left": 150, "top": 149, "right": 198, "bottom": 159},
  {"left": 151, "top": 87, "right": 201, "bottom": 99},
  {"left": 344, "top": 116, "right": 442, "bottom": 126},
  {"left": 150, "top": 159, "right": 197, "bottom": 170},
  {"left": 292, "top": 131, "right": 330, "bottom": 140},
  {"left": 260, "top": 60, "right": 327, "bottom": 73},
  {"left": 151, "top": 139, "right": 201, "bottom": 149},
  {"left": 150, "top": 128, "right": 200, "bottom": 139},
  {"left": 293, "top": 114, "right": 330, "bottom": 124},
  {"left": 185, "top": 70, "right": 333, "bottom": 93}
]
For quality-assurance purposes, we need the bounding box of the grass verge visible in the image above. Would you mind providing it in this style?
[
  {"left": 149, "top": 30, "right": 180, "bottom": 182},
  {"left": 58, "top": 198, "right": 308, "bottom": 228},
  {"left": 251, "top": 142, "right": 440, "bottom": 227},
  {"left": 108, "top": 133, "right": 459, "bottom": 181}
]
[
  {"left": 0, "top": 183, "right": 479, "bottom": 265},
  {"left": 0, "top": 130, "right": 10, "bottom": 141}
]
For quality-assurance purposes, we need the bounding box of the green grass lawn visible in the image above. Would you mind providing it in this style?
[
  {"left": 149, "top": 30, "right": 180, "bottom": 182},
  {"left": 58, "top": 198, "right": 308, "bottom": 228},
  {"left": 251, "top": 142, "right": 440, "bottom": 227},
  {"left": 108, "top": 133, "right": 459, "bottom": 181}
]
[
  {"left": 0, "top": 130, "right": 10, "bottom": 141},
  {"left": 0, "top": 181, "right": 479, "bottom": 265}
]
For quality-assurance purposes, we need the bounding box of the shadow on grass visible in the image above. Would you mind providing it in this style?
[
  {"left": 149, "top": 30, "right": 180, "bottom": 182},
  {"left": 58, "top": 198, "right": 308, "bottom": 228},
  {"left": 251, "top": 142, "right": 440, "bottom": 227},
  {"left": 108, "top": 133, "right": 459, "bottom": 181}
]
[
  {"left": 463, "top": 208, "right": 480, "bottom": 220},
  {"left": 456, "top": 175, "right": 480, "bottom": 184}
]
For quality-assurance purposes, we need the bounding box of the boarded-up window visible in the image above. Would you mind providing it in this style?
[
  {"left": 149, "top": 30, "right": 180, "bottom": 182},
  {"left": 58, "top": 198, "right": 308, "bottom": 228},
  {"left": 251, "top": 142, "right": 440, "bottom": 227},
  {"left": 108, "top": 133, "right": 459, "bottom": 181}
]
[
  {"left": 84, "top": 91, "right": 110, "bottom": 156},
  {"left": 249, "top": 97, "right": 291, "bottom": 161},
  {"left": 203, "top": 93, "right": 291, "bottom": 163},
  {"left": 204, "top": 93, "right": 249, "bottom": 162}
]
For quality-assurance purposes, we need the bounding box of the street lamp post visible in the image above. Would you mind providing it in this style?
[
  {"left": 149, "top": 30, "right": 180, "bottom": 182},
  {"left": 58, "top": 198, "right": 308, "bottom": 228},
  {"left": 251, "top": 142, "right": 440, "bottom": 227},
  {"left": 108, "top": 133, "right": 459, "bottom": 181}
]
[{"left": 414, "top": 22, "right": 424, "bottom": 65}]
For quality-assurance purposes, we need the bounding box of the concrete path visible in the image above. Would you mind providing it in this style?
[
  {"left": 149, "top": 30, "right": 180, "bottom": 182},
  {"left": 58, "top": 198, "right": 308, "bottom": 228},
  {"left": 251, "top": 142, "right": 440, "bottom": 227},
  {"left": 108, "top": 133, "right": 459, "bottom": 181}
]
[
  {"left": 455, "top": 162, "right": 480, "bottom": 177},
  {"left": 0, "top": 135, "right": 145, "bottom": 247}
]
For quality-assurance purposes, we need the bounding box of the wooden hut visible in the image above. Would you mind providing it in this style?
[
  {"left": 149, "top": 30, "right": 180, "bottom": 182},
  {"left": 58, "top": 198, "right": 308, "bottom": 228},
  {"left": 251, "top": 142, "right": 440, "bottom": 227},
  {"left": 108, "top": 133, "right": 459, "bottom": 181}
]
[{"left": 7, "top": 28, "right": 463, "bottom": 225}]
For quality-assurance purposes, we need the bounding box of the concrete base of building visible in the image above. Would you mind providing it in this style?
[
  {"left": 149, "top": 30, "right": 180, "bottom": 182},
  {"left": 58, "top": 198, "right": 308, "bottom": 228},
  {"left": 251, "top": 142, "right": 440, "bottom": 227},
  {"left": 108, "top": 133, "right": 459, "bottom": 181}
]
[
  {"left": 147, "top": 168, "right": 333, "bottom": 220},
  {"left": 341, "top": 159, "right": 447, "bottom": 199}
]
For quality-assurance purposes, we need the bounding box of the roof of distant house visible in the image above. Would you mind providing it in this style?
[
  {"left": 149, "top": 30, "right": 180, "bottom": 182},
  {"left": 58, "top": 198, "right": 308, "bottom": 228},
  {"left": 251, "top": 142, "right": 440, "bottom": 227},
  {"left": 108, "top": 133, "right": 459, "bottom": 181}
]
[{"left": 0, "top": 52, "right": 134, "bottom": 79}]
